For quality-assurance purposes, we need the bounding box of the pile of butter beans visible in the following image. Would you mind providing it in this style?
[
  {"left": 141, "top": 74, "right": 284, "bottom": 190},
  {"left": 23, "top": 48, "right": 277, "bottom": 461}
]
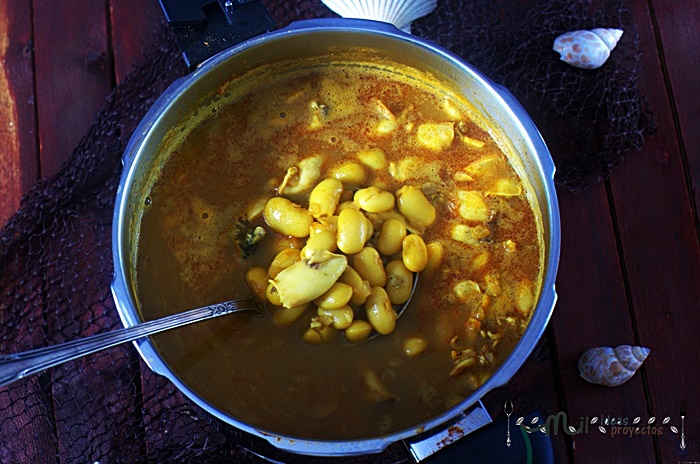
[{"left": 244, "top": 169, "right": 442, "bottom": 346}]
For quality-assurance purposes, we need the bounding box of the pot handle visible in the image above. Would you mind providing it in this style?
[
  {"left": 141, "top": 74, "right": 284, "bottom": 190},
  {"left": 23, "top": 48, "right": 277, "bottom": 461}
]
[
  {"left": 402, "top": 400, "right": 493, "bottom": 462},
  {"left": 159, "top": 0, "right": 275, "bottom": 70}
]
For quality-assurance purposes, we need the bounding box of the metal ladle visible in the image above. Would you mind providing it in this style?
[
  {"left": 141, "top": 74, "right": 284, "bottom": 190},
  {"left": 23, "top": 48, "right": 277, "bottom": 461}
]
[
  {"left": 0, "top": 273, "right": 418, "bottom": 388},
  {"left": 0, "top": 298, "right": 262, "bottom": 388}
]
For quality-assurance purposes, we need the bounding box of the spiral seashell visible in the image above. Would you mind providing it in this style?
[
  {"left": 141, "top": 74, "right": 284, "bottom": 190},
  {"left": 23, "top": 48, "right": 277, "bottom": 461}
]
[
  {"left": 321, "top": 0, "right": 437, "bottom": 33},
  {"left": 578, "top": 345, "right": 650, "bottom": 387},
  {"left": 553, "top": 28, "right": 623, "bottom": 69}
]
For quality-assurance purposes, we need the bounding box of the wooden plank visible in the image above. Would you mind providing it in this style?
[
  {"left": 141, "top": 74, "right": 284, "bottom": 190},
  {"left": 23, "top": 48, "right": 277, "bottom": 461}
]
[
  {"left": 102, "top": 2, "right": 170, "bottom": 460},
  {"left": 0, "top": 6, "right": 55, "bottom": 460},
  {"left": 30, "top": 2, "right": 135, "bottom": 461},
  {"left": 32, "top": 0, "right": 113, "bottom": 179},
  {"left": 0, "top": 0, "right": 39, "bottom": 226},
  {"left": 110, "top": 2, "right": 179, "bottom": 461},
  {"left": 550, "top": 186, "right": 656, "bottom": 462},
  {"left": 608, "top": 1, "right": 700, "bottom": 462},
  {"left": 649, "top": 0, "right": 700, "bottom": 218},
  {"left": 109, "top": 0, "right": 175, "bottom": 151},
  {"left": 110, "top": 0, "right": 166, "bottom": 84}
]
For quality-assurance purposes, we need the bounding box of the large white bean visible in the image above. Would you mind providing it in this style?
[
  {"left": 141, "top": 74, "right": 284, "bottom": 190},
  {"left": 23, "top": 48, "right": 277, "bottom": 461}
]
[
  {"left": 339, "top": 265, "right": 372, "bottom": 305},
  {"left": 270, "top": 303, "right": 310, "bottom": 326},
  {"left": 264, "top": 197, "right": 313, "bottom": 237},
  {"left": 364, "top": 215, "right": 374, "bottom": 240},
  {"left": 272, "top": 235, "right": 305, "bottom": 254},
  {"left": 330, "top": 162, "right": 367, "bottom": 185},
  {"left": 357, "top": 148, "right": 387, "bottom": 170},
  {"left": 377, "top": 218, "right": 407, "bottom": 256},
  {"left": 384, "top": 260, "right": 413, "bottom": 305},
  {"left": 314, "top": 282, "right": 353, "bottom": 309},
  {"left": 402, "top": 234, "right": 428, "bottom": 272},
  {"left": 403, "top": 336, "right": 428, "bottom": 357},
  {"left": 516, "top": 280, "right": 534, "bottom": 316},
  {"left": 268, "top": 248, "right": 301, "bottom": 279},
  {"left": 302, "top": 323, "right": 337, "bottom": 345},
  {"left": 344, "top": 320, "right": 373, "bottom": 343},
  {"left": 245, "top": 266, "right": 268, "bottom": 300},
  {"left": 317, "top": 305, "right": 354, "bottom": 330},
  {"left": 365, "top": 287, "right": 396, "bottom": 335},
  {"left": 304, "top": 220, "right": 338, "bottom": 256},
  {"left": 337, "top": 208, "right": 371, "bottom": 254},
  {"left": 425, "top": 241, "right": 444, "bottom": 272},
  {"left": 453, "top": 280, "right": 481, "bottom": 302},
  {"left": 353, "top": 247, "right": 387, "bottom": 287},
  {"left": 308, "top": 178, "right": 343, "bottom": 219},
  {"left": 266, "top": 282, "right": 283, "bottom": 306},
  {"left": 354, "top": 187, "right": 395, "bottom": 213},
  {"left": 457, "top": 190, "right": 490, "bottom": 222},
  {"left": 395, "top": 185, "right": 436, "bottom": 229},
  {"left": 336, "top": 200, "right": 360, "bottom": 214}
]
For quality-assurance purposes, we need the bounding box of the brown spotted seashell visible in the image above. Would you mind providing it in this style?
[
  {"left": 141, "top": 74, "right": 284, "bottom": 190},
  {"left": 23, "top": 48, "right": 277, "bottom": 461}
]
[
  {"left": 578, "top": 345, "right": 650, "bottom": 387},
  {"left": 553, "top": 28, "right": 623, "bottom": 69}
]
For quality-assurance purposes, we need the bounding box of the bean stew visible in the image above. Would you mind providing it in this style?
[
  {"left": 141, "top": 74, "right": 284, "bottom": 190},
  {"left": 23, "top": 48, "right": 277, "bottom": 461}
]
[{"left": 134, "top": 57, "right": 544, "bottom": 439}]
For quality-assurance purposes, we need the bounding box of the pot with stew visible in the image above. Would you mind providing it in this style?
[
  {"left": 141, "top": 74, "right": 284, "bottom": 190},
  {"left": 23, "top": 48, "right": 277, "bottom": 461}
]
[{"left": 112, "top": 8, "right": 560, "bottom": 459}]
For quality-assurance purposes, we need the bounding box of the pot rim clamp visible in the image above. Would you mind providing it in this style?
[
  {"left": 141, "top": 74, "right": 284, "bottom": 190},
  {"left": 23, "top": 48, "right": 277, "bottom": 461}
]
[{"left": 159, "top": 0, "right": 276, "bottom": 71}]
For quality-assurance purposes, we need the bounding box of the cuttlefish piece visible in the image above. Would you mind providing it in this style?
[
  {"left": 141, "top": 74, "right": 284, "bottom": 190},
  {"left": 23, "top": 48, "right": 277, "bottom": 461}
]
[
  {"left": 578, "top": 345, "right": 650, "bottom": 387},
  {"left": 553, "top": 28, "right": 623, "bottom": 70},
  {"left": 278, "top": 155, "right": 324, "bottom": 196},
  {"left": 364, "top": 370, "right": 397, "bottom": 402},
  {"left": 271, "top": 250, "right": 348, "bottom": 308}
]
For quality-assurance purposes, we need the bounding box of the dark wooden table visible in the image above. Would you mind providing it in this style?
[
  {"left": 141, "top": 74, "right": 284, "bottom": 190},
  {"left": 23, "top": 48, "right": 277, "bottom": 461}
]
[{"left": 1, "top": 1, "right": 698, "bottom": 463}]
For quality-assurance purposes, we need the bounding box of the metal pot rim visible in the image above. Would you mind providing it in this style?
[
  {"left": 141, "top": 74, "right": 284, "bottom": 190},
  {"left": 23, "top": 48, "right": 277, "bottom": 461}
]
[{"left": 111, "top": 17, "right": 560, "bottom": 457}]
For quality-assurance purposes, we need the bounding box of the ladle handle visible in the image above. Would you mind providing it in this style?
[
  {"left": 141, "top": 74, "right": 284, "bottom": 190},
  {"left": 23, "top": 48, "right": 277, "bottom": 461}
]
[{"left": 0, "top": 298, "right": 260, "bottom": 388}]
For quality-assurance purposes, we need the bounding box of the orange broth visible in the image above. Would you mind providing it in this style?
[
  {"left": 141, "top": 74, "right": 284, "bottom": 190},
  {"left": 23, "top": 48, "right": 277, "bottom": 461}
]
[{"left": 134, "top": 60, "right": 543, "bottom": 439}]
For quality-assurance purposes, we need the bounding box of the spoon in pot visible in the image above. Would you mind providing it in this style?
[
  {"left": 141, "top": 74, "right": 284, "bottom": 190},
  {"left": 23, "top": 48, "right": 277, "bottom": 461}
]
[
  {"left": 0, "top": 298, "right": 262, "bottom": 388},
  {"left": 0, "top": 274, "right": 419, "bottom": 387}
]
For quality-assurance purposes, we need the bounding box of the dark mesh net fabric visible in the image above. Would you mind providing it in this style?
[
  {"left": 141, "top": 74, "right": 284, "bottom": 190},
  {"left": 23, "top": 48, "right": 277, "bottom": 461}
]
[
  {"left": 0, "top": 0, "right": 653, "bottom": 462},
  {"left": 412, "top": 0, "right": 655, "bottom": 191}
]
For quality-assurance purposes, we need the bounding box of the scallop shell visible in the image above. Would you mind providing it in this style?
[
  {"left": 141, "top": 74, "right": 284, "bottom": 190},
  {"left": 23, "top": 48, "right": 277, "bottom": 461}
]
[
  {"left": 578, "top": 345, "right": 650, "bottom": 387},
  {"left": 321, "top": 0, "right": 437, "bottom": 33},
  {"left": 553, "top": 28, "right": 623, "bottom": 69}
]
